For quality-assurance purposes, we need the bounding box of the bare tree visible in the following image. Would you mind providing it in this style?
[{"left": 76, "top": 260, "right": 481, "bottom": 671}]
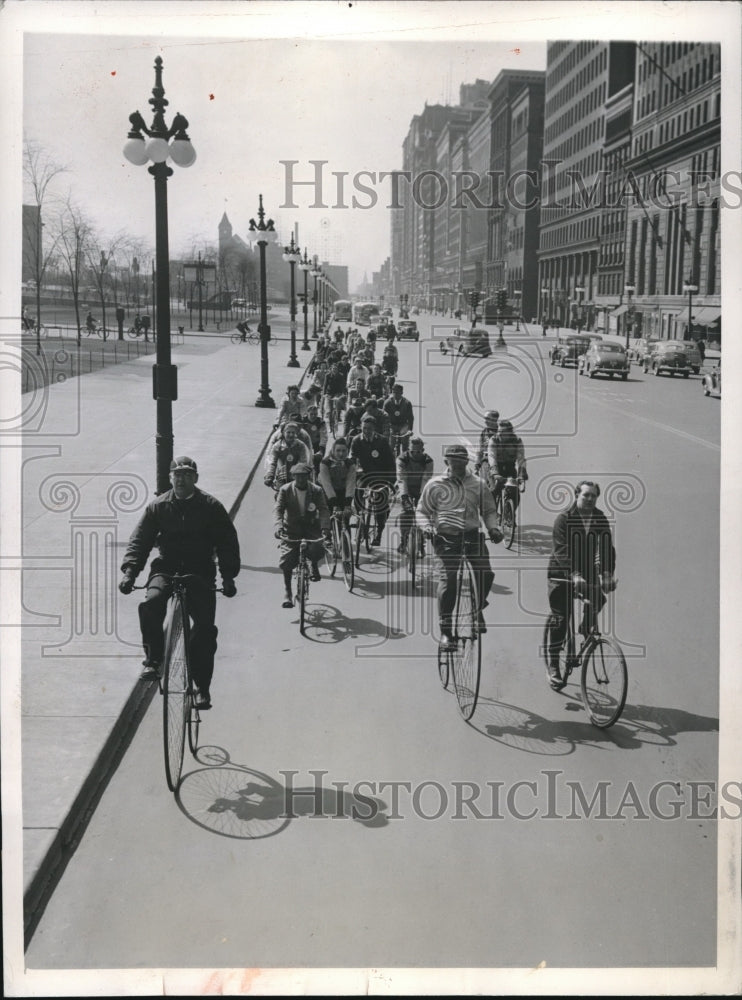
[
  {"left": 85, "top": 231, "right": 129, "bottom": 341},
  {"left": 23, "top": 140, "right": 67, "bottom": 353},
  {"left": 52, "top": 196, "right": 94, "bottom": 346}
]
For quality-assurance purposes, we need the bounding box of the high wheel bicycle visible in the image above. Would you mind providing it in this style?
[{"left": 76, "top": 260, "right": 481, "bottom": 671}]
[
  {"left": 542, "top": 579, "right": 627, "bottom": 728},
  {"left": 436, "top": 539, "right": 482, "bottom": 721},
  {"left": 325, "top": 508, "right": 354, "bottom": 591}
]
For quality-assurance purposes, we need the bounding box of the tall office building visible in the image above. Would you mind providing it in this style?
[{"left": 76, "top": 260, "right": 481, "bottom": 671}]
[{"left": 538, "top": 42, "right": 634, "bottom": 329}]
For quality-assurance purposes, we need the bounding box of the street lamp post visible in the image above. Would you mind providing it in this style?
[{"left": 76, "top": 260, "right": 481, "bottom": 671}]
[
  {"left": 123, "top": 55, "right": 196, "bottom": 494},
  {"left": 311, "top": 257, "right": 320, "bottom": 340},
  {"left": 196, "top": 251, "right": 205, "bottom": 332},
  {"left": 513, "top": 289, "right": 522, "bottom": 332},
  {"left": 299, "top": 249, "right": 311, "bottom": 350},
  {"left": 282, "top": 234, "right": 301, "bottom": 368},
  {"left": 573, "top": 285, "right": 585, "bottom": 334},
  {"left": 682, "top": 274, "right": 698, "bottom": 342},
  {"left": 541, "top": 284, "right": 549, "bottom": 335},
  {"left": 623, "top": 283, "right": 636, "bottom": 351},
  {"left": 249, "top": 195, "right": 276, "bottom": 409}
]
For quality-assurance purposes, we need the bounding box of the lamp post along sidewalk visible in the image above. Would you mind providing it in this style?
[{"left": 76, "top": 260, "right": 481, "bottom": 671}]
[
  {"left": 683, "top": 274, "right": 698, "bottom": 341},
  {"left": 123, "top": 56, "right": 196, "bottom": 494},
  {"left": 250, "top": 195, "right": 276, "bottom": 408},
  {"left": 283, "top": 234, "right": 301, "bottom": 368},
  {"left": 299, "top": 249, "right": 311, "bottom": 350}
]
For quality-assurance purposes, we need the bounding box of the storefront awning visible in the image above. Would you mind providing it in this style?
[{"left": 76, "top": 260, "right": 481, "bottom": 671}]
[
  {"left": 611, "top": 304, "right": 629, "bottom": 316},
  {"left": 694, "top": 307, "right": 721, "bottom": 326},
  {"left": 673, "top": 307, "right": 691, "bottom": 325}
]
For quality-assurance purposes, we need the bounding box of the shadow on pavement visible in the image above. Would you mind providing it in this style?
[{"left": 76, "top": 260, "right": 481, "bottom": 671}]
[
  {"left": 177, "top": 748, "right": 389, "bottom": 839},
  {"left": 294, "top": 602, "right": 406, "bottom": 644},
  {"left": 470, "top": 693, "right": 718, "bottom": 755}
]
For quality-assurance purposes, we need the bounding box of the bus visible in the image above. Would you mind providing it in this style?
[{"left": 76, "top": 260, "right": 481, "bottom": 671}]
[
  {"left": 353, "top": 301, "right": 380, "bottom": 326},
  {"left": 333, "top": 299, "right": 353, "bottom": 322}
]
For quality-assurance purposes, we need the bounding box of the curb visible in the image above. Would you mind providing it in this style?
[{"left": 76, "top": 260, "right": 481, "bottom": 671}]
[{"left": 22, "top": 345, "right": 317, "bottom": 946}]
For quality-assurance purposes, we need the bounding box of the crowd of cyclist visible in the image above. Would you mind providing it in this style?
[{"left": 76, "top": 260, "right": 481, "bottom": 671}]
[{"left": 263, "top": 317, "right": 530, "bottom": 623}]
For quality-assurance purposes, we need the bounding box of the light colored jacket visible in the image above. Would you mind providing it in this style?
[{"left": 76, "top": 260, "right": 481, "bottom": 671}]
[{"left": 416, "top": 470, "right": 498, "bottom": 537}]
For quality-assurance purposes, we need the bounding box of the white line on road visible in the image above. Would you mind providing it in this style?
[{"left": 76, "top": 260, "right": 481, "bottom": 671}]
[{"left": 581, "top": 391, "right": 720, "bottom": 452}]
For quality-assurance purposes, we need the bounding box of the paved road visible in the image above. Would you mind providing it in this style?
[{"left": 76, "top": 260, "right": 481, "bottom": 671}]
[{"left": 25, "top": 313, "right": 720, "bottom": 973}]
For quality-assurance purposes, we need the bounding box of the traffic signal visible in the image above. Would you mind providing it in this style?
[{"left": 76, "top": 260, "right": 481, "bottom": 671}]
[
  {"left": 496, "top": 289, "right": 507, "bottom": 314},
  {"left": 470, "top": 290, "right": 480, "bottom": 310}
]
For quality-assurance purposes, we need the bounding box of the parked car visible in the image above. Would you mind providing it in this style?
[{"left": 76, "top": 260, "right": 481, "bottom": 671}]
[
  {"left": 702, "top": 360, "right": 721, "bottom": 397},
  {"left": 549, "top": 333, "right": 591, "bottom": 367},
  {"left": 578, "top": 341, "right": 630, "bottom": 379},
  {"left": 231, "top": 298, "right": 247, "bottom": 308},
  {"left": 680, "top": 340, "right": 703, "bottom": 374},
  {"left": 439, "top": 326, "right": 491, "bottom": 357},
  {"left": 642, "top": 340, "right": 693, "bottom": 377},
  {"left": 381, "top": 307, "right": 393, "bottom": 318},
  {"left": 397, "top": 320, "right": 419, "bottom": 341},
  {"left": 628, "top": 337, "right": 656, "bottom": 363}
]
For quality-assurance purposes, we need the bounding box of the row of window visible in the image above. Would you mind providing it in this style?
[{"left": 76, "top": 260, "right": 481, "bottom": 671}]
[
  {"left": 545, "top": 115, "right": 604, "bottom": 164},
  {"left": 597, "top": 271, "right": 627, "bottom": 297},
  {"left": 539, "top": 213, "right": 601, "bottom": 251},
  {"left": 546, "top": 42, "right": 606, "bottom": 105},
  {"left": 545, "top": 82, "right": 606, "bottom": 144},
  {"left": 599, "top": 240, "right": 625, "bottom": 268}
]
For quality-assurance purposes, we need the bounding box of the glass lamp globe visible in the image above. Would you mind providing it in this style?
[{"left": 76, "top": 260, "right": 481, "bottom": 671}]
[
  {"left": 169, "top": 139, "right": 197, "bottom": 167},
  {"left": 145, "top": 137, "right": 171, "bottom": 163},
  {"left": 123, "top": 137, "right": 149, "bottom": 166}
]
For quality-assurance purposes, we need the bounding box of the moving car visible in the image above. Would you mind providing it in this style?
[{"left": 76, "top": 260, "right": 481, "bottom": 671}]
[
  {"left": 439, "top": 326, "right": 492, "bottom": 358},
  {"left": 578, "top": 341, "right": 630, "bottom": 379},
  {"left": 397, "top": 319, "right": 419, "bottom": 341},
  {"left": 549, "top": 333, "right": 591, "bottom": 367},
  {"left": 642, "top": 340, "right": 695, "bottom": 377},
  {"left": 702, "top": 360, "right": 721, "bottom": 397}
]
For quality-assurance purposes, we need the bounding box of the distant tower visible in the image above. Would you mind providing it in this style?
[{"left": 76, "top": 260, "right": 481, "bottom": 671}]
[{"left": 218, "top": 212, "right": 233, "bottom": 254}]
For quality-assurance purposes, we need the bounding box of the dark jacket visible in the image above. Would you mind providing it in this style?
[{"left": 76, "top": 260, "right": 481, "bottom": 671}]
[
  {"left": 121, "top": 487, "right": 241, "bottom": 582},
  {"left": 274, "top": 481, "right": 330, "bottom": 540},
  {"left": 350, "top": 432, "right": 396, "bottom": 479},
  {"left": 548, "top": 502, "right": 616, "bottom": 583}
]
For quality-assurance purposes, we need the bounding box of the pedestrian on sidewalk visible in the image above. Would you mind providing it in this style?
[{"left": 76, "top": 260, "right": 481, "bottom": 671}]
[{"left": 118, "top": 456, "right": 240, "bottom": 710}]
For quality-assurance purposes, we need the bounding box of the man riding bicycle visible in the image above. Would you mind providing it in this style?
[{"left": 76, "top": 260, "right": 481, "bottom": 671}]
[
  {"left": 396, "top": 436, "right": 434, "bottom": 554},
  {"left": 383, "top": 382, "right": 414, "bottom": 452},
  {"left": 366, "top": 363, "right": 387, "bottom": 400},
  {"left": 416, "top": 444, "right": 503, "bottom": 646},
  {"left": 473, "top": 409, "right": 499, "bottom": 474},
  {"left": 486, "top": 419, "right": 527, "bottom": 510},
  {"left": 118, "top": 456, "right": 239, "bottom": 709},
  {"left": 264, "top": 422, "right": 313, "bottom": 489},
  {"left": 350, "top": 413, "right": 396, "bottom": 547},
  {"left": 274, "top": 462, "right": 331, "bottom": 608},
  {"left": 545, "top": 480, "right": 617, "bottom": 689},
  {"left": 382, "top": 342, "right": 398, "bottom": 378}
]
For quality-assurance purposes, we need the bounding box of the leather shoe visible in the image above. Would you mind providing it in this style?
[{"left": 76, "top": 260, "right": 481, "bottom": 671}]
[
  {"left": 310, "top": 568, "right": 321, "bottom": 582},
  {"left": 547, "top": 659, "right": 563, "bottom": 690},
  {"left": 282, "top": 594, "right": 294, "bottom": 608},
  {"left": 194, "top": 689, "right": 211, "bottom": 710},
  {"left": 140, "top": 660, "right": 161, "bottom": 680}
]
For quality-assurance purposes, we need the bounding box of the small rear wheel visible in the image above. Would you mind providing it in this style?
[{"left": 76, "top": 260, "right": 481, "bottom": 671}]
[
  {"left": 341, "top": 527, "right": 354, "bottom": 591},
  {"left": 230, "top": 332, "right": 242, "bottom": 344}
]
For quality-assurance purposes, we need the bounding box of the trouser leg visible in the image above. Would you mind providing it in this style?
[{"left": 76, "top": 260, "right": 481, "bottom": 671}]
[
  {"left": 186, "top": 578, "right": 218, "bottom": 694},
  {"left": 138, "top": 574, "right": 172, "bottom": 663}
]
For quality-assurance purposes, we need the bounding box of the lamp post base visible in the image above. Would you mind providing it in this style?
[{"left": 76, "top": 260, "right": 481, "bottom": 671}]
[
  {"left": 255, "top": 390, "right": 276, "bottom": 408},
  {"left": 287, "top": 358, "right": 301, "bottom": 368},
  {"left": 301, "top": 343, "right": 311, "bottom": 351}
]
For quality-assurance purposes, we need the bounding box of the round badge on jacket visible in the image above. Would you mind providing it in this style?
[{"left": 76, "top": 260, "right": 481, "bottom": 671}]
[
  {"left": 372, "top": 450, "right": 379, "bottom": 458},
  {"left": 286, "top": 453, "right": 294, "bottom": 462},
  {"left": 394, "top": 409, "right": 400, "bottom": 417},
  {"left": 308, "top": 503, "right": 316, "bottom": 512}
]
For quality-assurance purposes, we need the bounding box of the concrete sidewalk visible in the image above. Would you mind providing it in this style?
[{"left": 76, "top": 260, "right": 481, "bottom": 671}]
[{"left": 19, "top": 316, "right": 317, "bottom": 943}]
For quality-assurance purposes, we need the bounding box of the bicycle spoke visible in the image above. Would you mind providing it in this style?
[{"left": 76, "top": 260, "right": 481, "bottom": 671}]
[
  {"left": 580, "top": 636, "right": 628, "bottom": 728},
  {"left": 450, "top": 560, "right": 481, "bottom": 720},
  {"left": 163, "top": 598, "right": 188, "bottom": 791}
]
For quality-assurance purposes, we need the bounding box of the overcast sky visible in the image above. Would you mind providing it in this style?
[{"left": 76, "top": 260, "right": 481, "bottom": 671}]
[{"left": 22, "top": 30, "right": 547, "bottom": 290}]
